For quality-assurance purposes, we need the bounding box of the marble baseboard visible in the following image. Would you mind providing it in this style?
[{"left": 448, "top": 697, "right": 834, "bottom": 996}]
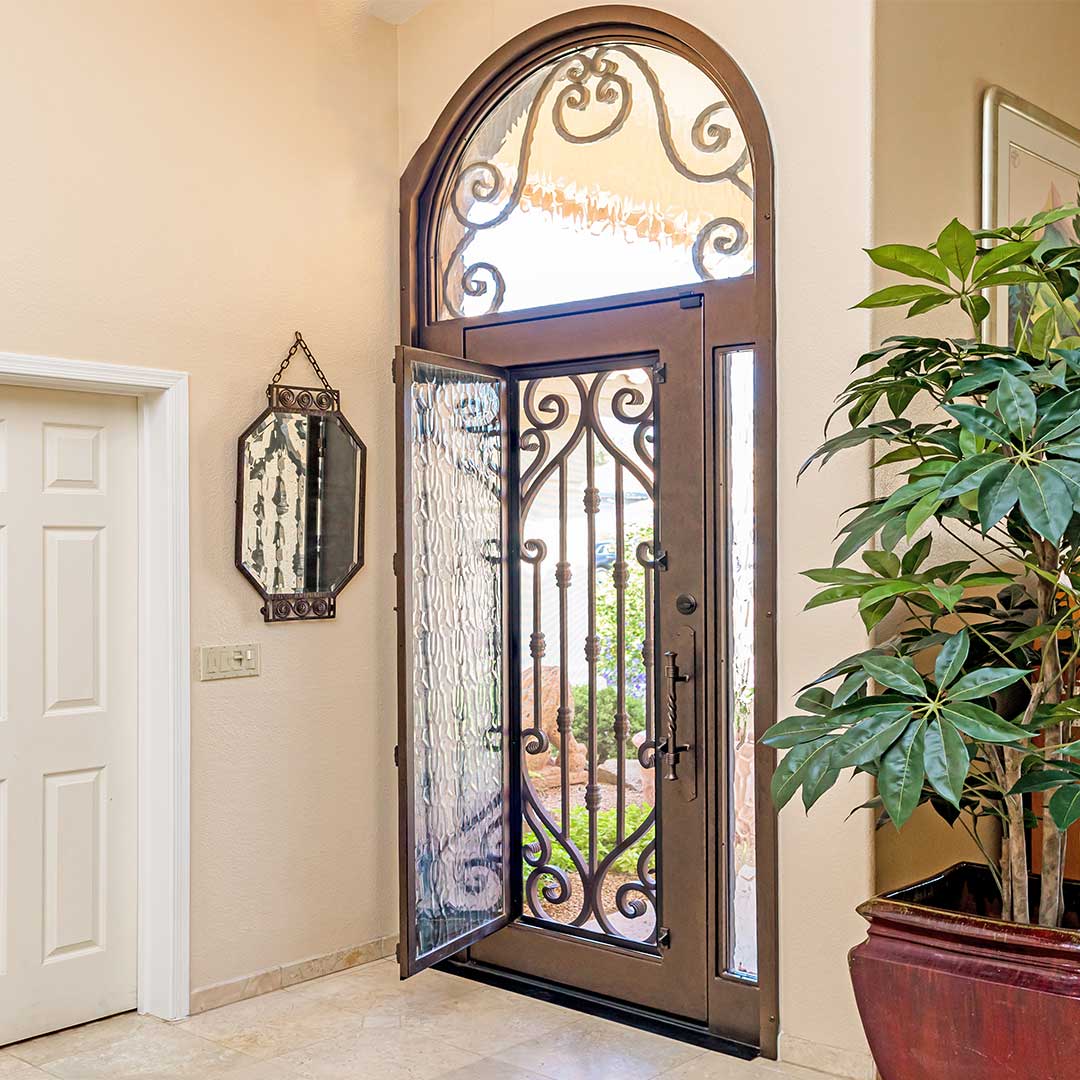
[
  {"left": 188, "top": 934, "right": 398, "bottom": 1016},
  {"left": 779, "top": 1033, "right": 877, "bottom": 1080}
]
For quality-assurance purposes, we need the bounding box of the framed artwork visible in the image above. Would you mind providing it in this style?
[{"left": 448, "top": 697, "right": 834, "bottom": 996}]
[{"left": 982, "top": 86, "right": 1080, "bottom": 345}]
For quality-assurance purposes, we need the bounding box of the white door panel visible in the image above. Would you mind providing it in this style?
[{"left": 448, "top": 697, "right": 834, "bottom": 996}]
[{"left": 0, "top": 385, "right": 137, "bottom": 1046}]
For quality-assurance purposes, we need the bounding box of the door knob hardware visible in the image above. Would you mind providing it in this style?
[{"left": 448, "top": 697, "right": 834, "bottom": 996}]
[{"left": 675, "top": 593, "right": 697, "bottom": 615}]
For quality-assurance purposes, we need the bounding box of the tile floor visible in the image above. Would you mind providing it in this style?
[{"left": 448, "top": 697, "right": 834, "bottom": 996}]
[{"left": 1, "top": 959, "right": 826, "bottom": 1080}]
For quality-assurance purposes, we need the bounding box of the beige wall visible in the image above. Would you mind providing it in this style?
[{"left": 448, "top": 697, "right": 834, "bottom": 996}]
[
  {"left": 872, "top": 0, "right": 1080, "bottom": 893},
  {"left": 0, "top": 1, "right": 401, "bottom": 993},
  {"left": 3, "top": 1, "right": 883, "bottom": 1073},
  {"left": 396, "top": 3, "right": 878, "bottom": 1074}
]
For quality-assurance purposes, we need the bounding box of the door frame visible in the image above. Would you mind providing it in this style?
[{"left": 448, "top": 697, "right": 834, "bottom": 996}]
[
  {"left": 399, "top": 5, "right": 778, "bottom": 1056},
  {"left": 0, "top": 351, "right": 191, "bottom": 1023}
]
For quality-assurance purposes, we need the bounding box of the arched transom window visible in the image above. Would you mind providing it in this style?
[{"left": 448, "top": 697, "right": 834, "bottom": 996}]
[{"left": 434, "top": 42, "right": 754, "bottom": 319}]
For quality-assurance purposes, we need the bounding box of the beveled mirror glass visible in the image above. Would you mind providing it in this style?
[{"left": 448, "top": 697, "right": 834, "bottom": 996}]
[{"left": 236, "top": 384, "right": 366, "bottom": 621}]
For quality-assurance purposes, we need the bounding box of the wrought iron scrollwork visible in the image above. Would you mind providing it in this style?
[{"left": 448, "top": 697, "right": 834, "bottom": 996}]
[
  {"left": 516, "top": 366, "right": 661, "bottom": 944},
  {"left": 438, "top": 43, "right": 754, "bottom": 318}
]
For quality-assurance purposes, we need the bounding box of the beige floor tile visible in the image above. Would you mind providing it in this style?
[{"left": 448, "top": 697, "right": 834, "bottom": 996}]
[
  {"left": 269, "top": 1026, "right": 480, "bottom": 1079},
  {"left": 178, "top": 985, "right": 365, "bottom": 1059},
  {"left": 40, "top": 1020, "right": 253, "bottom": 1079},
  {"left": 433, "top": 1056, "right": 557, "bottom": 1080},
  {"left": 0, "top": 1053, "right": 53, "bottom": 1078},
  {"left": 655, "top": 1053, "right": 835, "bottom": 1079},
  {"left": 494, "top": 1015, "right": 704, "bottom": 1080},
  {"left": 288, "top": 960, "right": 482, "bottom": 1024},
  {"left": 5, "top": 1013, "right": 147, "bottom": 1066},
  {"left": 404, "top": 983, "right": 576, "bottom": 1055}
]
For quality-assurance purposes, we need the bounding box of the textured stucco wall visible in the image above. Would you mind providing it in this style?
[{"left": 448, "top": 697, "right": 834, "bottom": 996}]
[{"left": 0, "top": 0, "right": 401, "bottom": 993}]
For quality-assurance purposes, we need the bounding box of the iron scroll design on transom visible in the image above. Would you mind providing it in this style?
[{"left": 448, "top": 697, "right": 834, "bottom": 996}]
[
  {"left": 517, "top": 366, "right": 660, "bottom": 943},
  {"left": 438, "top": 43, "right": 753, "bottom": 319}
]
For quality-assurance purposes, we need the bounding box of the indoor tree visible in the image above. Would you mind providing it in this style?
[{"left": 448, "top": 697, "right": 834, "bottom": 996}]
[{"left": 765, "top": 208, "right": 1080, "bottom": 928}]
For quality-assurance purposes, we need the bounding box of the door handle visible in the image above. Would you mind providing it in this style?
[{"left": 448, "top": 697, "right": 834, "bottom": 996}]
[{"left": 660, "top": 649, "right": 691, "bottom": 781}]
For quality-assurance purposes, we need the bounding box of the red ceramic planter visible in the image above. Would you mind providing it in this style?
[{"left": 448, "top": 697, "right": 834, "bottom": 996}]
[{"left": 849, "top": 863, "right": 1080, "bottom": 1080}]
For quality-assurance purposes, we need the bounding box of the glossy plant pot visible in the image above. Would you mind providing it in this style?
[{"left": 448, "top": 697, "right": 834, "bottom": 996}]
[{"left": 849, "top": 863, "right": 1080, "bottom": 1080}]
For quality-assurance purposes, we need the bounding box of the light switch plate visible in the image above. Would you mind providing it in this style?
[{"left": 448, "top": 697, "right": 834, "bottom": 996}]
[{"left": 198, "top": 644, "right": 261, "bottom": 681}]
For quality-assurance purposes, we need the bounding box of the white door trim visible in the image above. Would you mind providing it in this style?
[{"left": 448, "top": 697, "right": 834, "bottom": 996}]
[{"left": 0, "top": 352, "right": 190, "bottom": 1022}]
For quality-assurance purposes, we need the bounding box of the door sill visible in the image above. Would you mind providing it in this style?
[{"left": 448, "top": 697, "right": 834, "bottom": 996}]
[{"left": 436, "top": 956, "right": 759, "bottom": 1059}]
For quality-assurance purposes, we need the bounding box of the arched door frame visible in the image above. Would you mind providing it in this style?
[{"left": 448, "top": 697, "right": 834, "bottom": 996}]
[{"left": 399, "top": 5, "right": 778, "bottom": 1057}]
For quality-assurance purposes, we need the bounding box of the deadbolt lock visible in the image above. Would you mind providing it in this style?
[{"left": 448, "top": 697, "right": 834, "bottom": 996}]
[{"left": 675, "top": 593, "right": 697, "bottom": 615}]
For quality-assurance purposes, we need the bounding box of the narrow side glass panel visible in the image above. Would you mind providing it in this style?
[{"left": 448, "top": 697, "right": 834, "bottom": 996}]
[
  {"left": 725, "top": 349, "right": 757, "bottom": 980},
  {"left": 409, "top": 360, "right": 505, "bottom": 962}
]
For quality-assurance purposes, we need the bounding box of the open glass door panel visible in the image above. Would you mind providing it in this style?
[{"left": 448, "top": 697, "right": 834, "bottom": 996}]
[{"left": 395, "top": 345, "right": 512, "bottom": 977}]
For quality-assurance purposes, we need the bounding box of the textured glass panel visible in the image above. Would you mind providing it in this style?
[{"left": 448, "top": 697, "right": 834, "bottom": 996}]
[
  {"left": 239, "top": 414, "right": 363, "bottom": 594},
  {"left": 725, "top": 350, "right": 757, "bottom": 979},
  {"left": 516, "top": 365, "right": 659, "bottom": 946},
  {"left": 409, "top": 361, "right": 505, "bottom": 961},
  {"left": 435, "top": 42, "right": 753, "bottom": 319}
]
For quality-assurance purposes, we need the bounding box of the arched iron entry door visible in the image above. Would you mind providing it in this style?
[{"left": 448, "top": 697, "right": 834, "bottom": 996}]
[{"left": 395, "top": 6, "right": 778, "bottom": 1056}]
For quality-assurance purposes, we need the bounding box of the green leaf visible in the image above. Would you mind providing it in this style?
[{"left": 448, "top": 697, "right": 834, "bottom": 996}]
[
  {"left": 879, "top": 719, "right": 927, "bottom": 828},
  {"left": 901, "top": 535, "right": 933, "bottom": 574},
  {"left": 906, "top": 492, "right": 943, "bottom": 539},
  {"left": 861, "top": 655, "right": 927, "bottom": 697},
  {"left": 977, "top": 460, "right": 1021, "bottom": 531},
  {"left": 907, "top": 294, "right": 954, "bottom": 319},
  {"left": 880, "top": 475, "right": 944, "bottom": 513},
  {"left": 957, "top": 572, "right": 1012, "bottom": 587},
  {"left": 960, "top": 293, "right": 991, "bottom": 327},
  {"left": 803, "top": 567, "right": 878, "bottom": 585},
  {"left": 1010, "top": 769, "right": 1080, "bottom": 795},
  {"left": 831, "top": 708, "right": 911, "bottom": 767},
  {"left": 941, "top": 702, "right": 1029, "bottom": 743},
  {"left": 833, "top": 669, "right": 870, "bottom": 707},
  {"left": 771, "top": 738, "right": 834, "bottom": 810},
  {"left": 971, "top": 239, "right": 1040, "bottom": 283},
  {"left": 927, "top": 583, "right": 963, "bottom": 610},
  {"left": 1034, "top": 389, "right": 1080, "bottom": 444},
  {"left": 943, "top": 404, "right": 1013, "bottom": 445},
  {"left": 923, "top": 719, "right": 969, "bottom": 807},
  {"left": 1048, "top": 785, "right": 1080, "bottom": 831},
  {"left": 858, "top": 580, "right": 923, "bottom": 610},
  {"left": 1026, "top": 206, "right": 1080, "bottom": 232},
  {"left": 995, "top": 370, "right": 1037, "bottom": 438},
  {"left": 977, "top": 269, "right": 1044, "bottom": 287},
  {"left": 865, "top": 244, "right": 951, "bottom": 286},
  {"left": 761, "top": 714, "right": 836, "bottom": 749},
  {"left": 938, "top": 454, "right": 1005, "bottom": 499},
  {"left": 803, "top": 767, "right": 841, "bottom": 810},
  {"left": 934, "top": 629, "right": 969, "bottom": 689},
  {"left": 946, "top": 666, "right": 1029, "bottom": 701},
  {"left": 1044, "top": 458, "right": 1080, "bottom": 509},
  {"left": 805, "top": 584, "right": 868, "bottom": 610},
  {"left": 937, "top": 219, "right": 977, "bottom": 279},
  {"left": 795, "top": 687, "right": 834, "bottom": 715},
  {"left": 862, "top": 550, "right": 900, "bottom": 578},
  {"left": 1017, "top": 463, "right": 1073, "bottom": 543},
  {"left": 1031, "top": 308, "right": 1056, "bottom": 360},
  {"left": 854, "top": 285, "right": 952, "bottom": 310}
]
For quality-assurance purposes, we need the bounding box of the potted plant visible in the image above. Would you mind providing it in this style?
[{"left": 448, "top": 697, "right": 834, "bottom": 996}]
[{"left": 765, "top": 210, "right": 1080, "bottom": 1079}]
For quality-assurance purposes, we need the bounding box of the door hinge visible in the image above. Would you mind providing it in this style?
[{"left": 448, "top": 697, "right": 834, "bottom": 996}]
[
  {"left": 391, "top": 358, "right": 397, "bottom": 384},
  {"left": 679, "top": 294, "right": 703, "bottom": 309},
  {"left": 393, "top": 552, "right": 400, "bottom": 577},
  {"left": 654, "top": 363, "right": 667, "bottom": 384},
  {"left": 394, "top": 744, "right": 400, "bottom": 767},
  {"left": 657, "top": 926, "right": 672, "bottom": 949}
]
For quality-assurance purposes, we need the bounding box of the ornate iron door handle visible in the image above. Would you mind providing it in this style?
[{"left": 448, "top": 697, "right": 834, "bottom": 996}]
[{"left": 661, "top": 649, "right": 691, "bottom": 781}]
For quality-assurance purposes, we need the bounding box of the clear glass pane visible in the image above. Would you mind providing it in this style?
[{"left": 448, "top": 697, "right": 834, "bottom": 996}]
[
  {"left": 516, "top": 365, "right": 659, "bottom": 946},
  {"left": 726, "top": 350, "right": 757, "bottom": 979},
  {"left": 408, "top": 361, "right": 506, "bottom": 961},
  {"left": 435, "top": 42, "right": 754, "bottom": 320}
]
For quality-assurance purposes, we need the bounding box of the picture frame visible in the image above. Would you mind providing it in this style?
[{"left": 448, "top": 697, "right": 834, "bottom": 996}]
[{"left": 981, "top": 86, "right": 1080, "bottom": 345}]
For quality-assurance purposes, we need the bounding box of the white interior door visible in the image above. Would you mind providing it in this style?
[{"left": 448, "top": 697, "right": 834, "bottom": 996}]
[{"left": 0, "top": 385, "right": 138, "bottom": 1046}]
